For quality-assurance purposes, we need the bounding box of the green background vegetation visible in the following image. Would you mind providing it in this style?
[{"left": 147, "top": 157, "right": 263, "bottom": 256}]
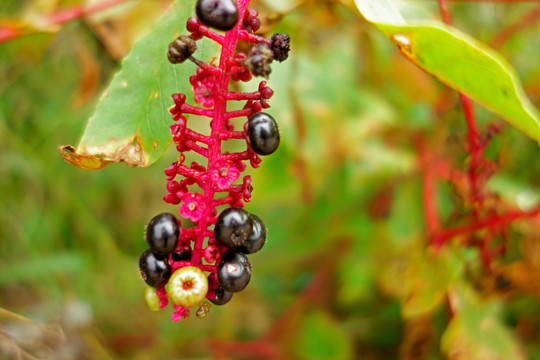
[{"left": 1, "top": 0, "right": 540, "bottom": 359}]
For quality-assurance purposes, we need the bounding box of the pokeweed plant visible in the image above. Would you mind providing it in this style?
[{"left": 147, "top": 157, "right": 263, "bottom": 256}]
[
  {"left": 57, "top": 0, "right": 289, "bottom": 321},
  {"left": 87, "top": 0, "right": 289, "bottom": 321}
]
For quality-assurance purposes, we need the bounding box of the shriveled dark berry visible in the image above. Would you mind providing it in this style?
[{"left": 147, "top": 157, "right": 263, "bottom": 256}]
[
  {"left": 209, "top": 286, "right": 233, "bottom": 305},
  {"left": 270, "top": 33, "right": 290, "bottom": 62},
  {"left": 167, "top": 35, "right": 197, "bottom": 64},
  {"left": 214, "top": 207, "right": 253, "bottom": 248},
  {"left": 145, "top": 213, "right": 180, "bottom": 254},
  {"left": 245, "top": 44, "right": 273, "bottom": 78},
  {"left": 217, "top": 250, "right": 252, "bottom": 292},
  {"left": 247, "top": 112, "right": 280, "bottom": 155},
  {"left": 196, "top": 0, "right": 239, "bottom": 31},
  {"left": 238, "top": 214, "right": 266, "bottom": 254},
  {"left": 139, "top": 250, "right": 171, "bottom": 288}
]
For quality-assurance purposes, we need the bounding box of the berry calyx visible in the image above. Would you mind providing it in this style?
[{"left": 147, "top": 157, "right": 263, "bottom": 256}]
[
  {"left": 167, "top": 266, "right": 209, "bottom": 308},
  {"left": 145, "top": 286, "right": 162, "bottom": 311},
  {"left": 217, "top": 250, "right": 252, "bottom": 292},
  {"left": 209, "top": 286, "right": 233, "bottom": 305},
  {"left": 139, "top": 250, "right": 172, "bottom": 288},
  {"left": 214, "top": 207, "right": 253, "bottom": 248},
  {"left": 246, "top": 112, "right": 280, "bottom": 155},
  {"left": 195, "top": 0, "right": 239, "bottom": 31},
  {"left": 167, "top": 35, "right": 197, "bottom": 64},
  {"left": 145, "top": 213, "right": 180, "bottom": 254},
  {"left": 238, "top": 214, "right": 266, "bottom": 254}
]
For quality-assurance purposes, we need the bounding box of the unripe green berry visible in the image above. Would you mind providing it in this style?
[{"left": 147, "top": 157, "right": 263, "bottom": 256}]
[
  {"left": 167, "top": 266, "right": 209, "bottom": 308},
  {"left": 145, "top": 286, "right": 161, "bottom": 312}
]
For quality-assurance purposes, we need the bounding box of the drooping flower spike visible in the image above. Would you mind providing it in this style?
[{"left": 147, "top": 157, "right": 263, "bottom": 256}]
[{"left": 138, "top": 0, "right": 290, "bottom": 321}]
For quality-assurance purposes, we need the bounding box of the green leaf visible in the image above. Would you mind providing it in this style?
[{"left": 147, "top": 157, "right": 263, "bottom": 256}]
[
  {"left": 441, "top": 281, "right": 526, "bottom": 360},
  {"left": 355, "top": 0, "right": 540, "bottom": 144},
  {"left": 61, "top": 0, "right": 217, "bottom": 168},
  {"left": 296, "top": 311, "right": 353, "bottom": 360}
]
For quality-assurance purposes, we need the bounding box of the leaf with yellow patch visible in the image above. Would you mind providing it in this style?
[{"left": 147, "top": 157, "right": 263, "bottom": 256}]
[{"left": 355, "top": 0, "right": 540, "bottom": 144}]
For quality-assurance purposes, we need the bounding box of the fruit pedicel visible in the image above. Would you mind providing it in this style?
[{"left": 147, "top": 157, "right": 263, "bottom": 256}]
[{"left": 138, "top": 0, "right": 290, "bottom": 321}]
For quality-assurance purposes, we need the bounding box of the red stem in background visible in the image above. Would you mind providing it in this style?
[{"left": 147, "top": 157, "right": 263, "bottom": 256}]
[
  {"left": 0, "top": 0, "right": 133, "bottom": 43},
  {"left": 490, "top": 5, "right": 540, "bottom": 48},
  {"left": 431, "top": 0, "right": 540, "bottom": 261},
  {"left": 437, "top": 0, "right": 452, "bottom": 24},
  {"left": 460, "top": 94, "right": 482, "bottom": 220},
  {"left": 433, "top": 206, "right": 540, "bottom": 247},
  {"left": 417, "top": 139, "right": 441, "bottom": 242}
]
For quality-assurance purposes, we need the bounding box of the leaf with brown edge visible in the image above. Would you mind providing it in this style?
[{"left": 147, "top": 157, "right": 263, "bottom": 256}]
[{"left": 61, "top": 0, "right": 218, "bottom": 168}]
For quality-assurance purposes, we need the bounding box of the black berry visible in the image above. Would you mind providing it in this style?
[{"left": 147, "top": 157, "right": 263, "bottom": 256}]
[
  {"left": 247, "top": 112, "right": 280, "bottom": 155},
  {"left": 167, "top": 35, "right": 197, "bottom": 64},
  {"left": 196, "top": 0, "right": 239, "bottom": 31},
  {"left": 171, "top": 245, "right": 192, "bottom": 261},
  {"left": 145, "top": 213, "right": 180, "bottom": 254},
  {"left": 217, "top": 250, "right": 252, "bottom": 292},
  {"left": 238, "top": 214, "right": 266, "bottom": 254},
  {"left": 139, "top": 250, "right": 171, "bottom": 288},
  {"left": 214, "top": 207, "right": 253, "bottom": 248},
  {"left": 270, "top": 33, "right": 290, "bottom": 62},
  {"left": 209, "top": 286, "right": 233, "bottom": 305}
]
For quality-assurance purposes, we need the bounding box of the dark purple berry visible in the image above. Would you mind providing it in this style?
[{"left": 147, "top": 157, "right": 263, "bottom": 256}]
[
  {"left": 247, "top": 112, "right": 280, "bottom": 155},
  {"left": 196, "top": 0, "right": 239, "bottom": 31},
  {"left": 217, "top": 250, "right": 252, "bottom": 292},
  {"left": 171, "top": 245, "right": 192, "bottom": 261},
  {"left": 167, "top": 35, "right": 197, "bottom": 64},
  {"left": 238, "top": 214, "right": 266, "bottom": 254},
  {"left": 214, "top": 207, "right": 253, "bottom": 248},
  {"left": 209, "top": 286, "right": 233, "bottom": 305},
  {"left": 270, "top": 33, "right": 290, "bottom": 62},
  {"left": 139, "top": 250, "right": 171, "bottom": 288},
  {"left": 145, "top": 213, "right": 180, "bottom": 254}
]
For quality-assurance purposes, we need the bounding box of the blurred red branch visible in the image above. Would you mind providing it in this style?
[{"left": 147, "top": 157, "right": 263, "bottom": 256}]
[
  {"left": 460, "top": 94, "right": 483, "bottom": 220},
  {"left": 490, "top": 5, "right": 540, "bottom": 48},
  {"left": 433, "top": 205, "right": 540, "bottom": 247},
  {"left": 418, "top": 140, "right": 441, "bottom": 241},
  {"left": 0, "top": 0, "right": 133, "bottom": 43}
]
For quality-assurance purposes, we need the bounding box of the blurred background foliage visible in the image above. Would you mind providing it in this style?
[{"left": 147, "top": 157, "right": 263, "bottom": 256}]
[{"left": 1, "top": 0, "right": 540, "bottom": 359}]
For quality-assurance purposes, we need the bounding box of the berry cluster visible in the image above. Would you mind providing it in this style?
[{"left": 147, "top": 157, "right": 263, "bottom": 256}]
[{"left": 139, "top": 0, "right": 289, "bottom": 321}]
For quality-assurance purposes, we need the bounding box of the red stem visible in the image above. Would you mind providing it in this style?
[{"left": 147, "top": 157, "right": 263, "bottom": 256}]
[
  {"left": 433, "top": 206, "right": 540, "bottom": 247},
  {"left": 460, "top": 94, "right": 482, "bottom": 220},
  {"left": 190, "top": 0, "right": 250, "bottom": 265},
  {"left": 490, "top": 5, "right": 540, "bottom": 48}
]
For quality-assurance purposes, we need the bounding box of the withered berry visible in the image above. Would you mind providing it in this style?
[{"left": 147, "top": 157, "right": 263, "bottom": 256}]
[
  {"left": 246, "top": 44, "right": 273, "bottom": 78},
  {"left": 270, "top": 33, "right": 290, "bottom": 62},
  {"left": 217, "top": 250, "right": 252, "bottom": 292},
  {"left": 168, "top": 35, "right": 197, "bottom": 64},
  {"left": 196, "top": 0, "right": 239, "bottom": 31},
  {"left": 247, "top": 112, "right": 280, "bottom": 155}
]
